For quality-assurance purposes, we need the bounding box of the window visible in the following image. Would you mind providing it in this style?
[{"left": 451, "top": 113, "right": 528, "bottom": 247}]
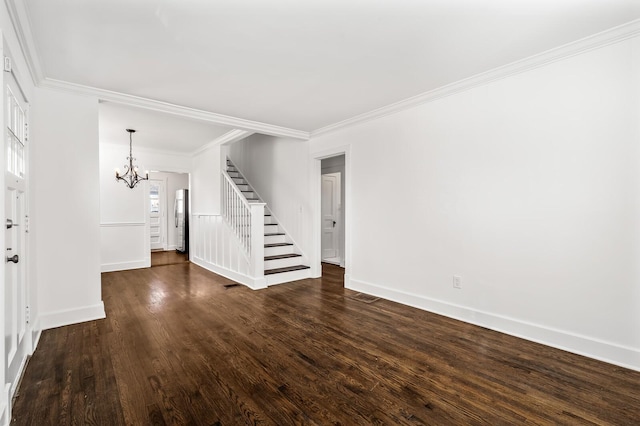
[{"left": 6, "top": 86, "right": 25, "bottom": 178}]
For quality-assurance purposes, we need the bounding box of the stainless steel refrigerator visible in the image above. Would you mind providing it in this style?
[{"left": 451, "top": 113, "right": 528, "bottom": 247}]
[{"left": 175, "top": 189, "right": 189, "bottom": 254}]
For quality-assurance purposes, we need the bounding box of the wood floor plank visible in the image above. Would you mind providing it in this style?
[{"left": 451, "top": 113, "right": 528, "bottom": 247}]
[{"left": 10, "top": 262, "right": 640, "bottom": 425}]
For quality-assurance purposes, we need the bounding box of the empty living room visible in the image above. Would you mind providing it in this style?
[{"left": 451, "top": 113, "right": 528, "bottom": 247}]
[{"left": 2, "top": 0, "right": 640, "bottom": 424}]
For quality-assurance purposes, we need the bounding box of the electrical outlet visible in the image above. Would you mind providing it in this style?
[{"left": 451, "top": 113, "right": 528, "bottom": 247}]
[{"left": 453, "top": 275, "right": 462, "bottom": 289}]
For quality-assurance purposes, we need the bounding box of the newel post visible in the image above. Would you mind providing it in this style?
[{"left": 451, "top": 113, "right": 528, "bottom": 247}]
[{"left": 250, "top": 203, "right": 266, "bottom": 280}]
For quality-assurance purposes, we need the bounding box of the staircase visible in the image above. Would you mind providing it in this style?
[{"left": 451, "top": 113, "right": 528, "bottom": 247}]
[{"left": 226, "top": 159, "right": 310, "bottom": 284}]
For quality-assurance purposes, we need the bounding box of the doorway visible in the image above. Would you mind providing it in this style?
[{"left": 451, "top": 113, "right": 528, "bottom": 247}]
[
  {"left": 318, "top": 153, "right": 347, "bottom": 270},
  {"left": 149, "top": 179, "right": 166, "bottom": 250},
  {"left": 321, "top": 163, "right": 344, "bottom": 265},
  {"left": 148, "top": 171, "right": 189, "bottom": 265}
]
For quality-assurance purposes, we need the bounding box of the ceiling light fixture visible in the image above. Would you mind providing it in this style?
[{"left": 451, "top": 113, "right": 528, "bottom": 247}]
[{"left": 115, "top": 129, "right": 149, "bottom": 189}]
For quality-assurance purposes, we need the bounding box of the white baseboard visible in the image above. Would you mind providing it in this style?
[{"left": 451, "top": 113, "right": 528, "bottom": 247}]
[
  {"left": 39, "top": 302, "right": 106, "bottom": 330},
  {"left": 344, "top": 273, "right": 351, "bottom": 288},
  {"left": 191, "top": 257, "right": 267, "bottom": 290},
  {"left": 265, "top": 268, "right": 311, "bottom": 286},
  {"left": 348, "top": 278, "right": 640, "bottom": 372},
  {"left": 101, "top": 259, "right": 149, "bottom": 272},
  {"left": 32, "top": 327, "right": 42, "bottom": 352}
]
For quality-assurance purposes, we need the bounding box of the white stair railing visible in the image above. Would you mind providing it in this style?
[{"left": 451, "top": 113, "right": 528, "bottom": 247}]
[{"left": 221, "top": 170, "right": 265, "bottom": 279}]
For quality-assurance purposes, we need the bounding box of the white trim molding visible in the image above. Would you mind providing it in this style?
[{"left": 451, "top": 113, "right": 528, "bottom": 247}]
[
  {"left": 39, "top": 302, "right": 106, "bottom": 331},
  {"left": 312, "top": 19, "right": 640, "bottom": 137},
  {"left": 348, "top": 278, "right": 640, "bottom": 372},
  {"left": 4, "top": 0, "right": 44, "bottom": 85},
  {"left": 40, "top": 78, "right": 310, "bottom": 140},
  {"left": 100, "top": 222, "right": 145, "bottom": 227},
  {"left": 101, "top": 260, "right": 148, "bottom": 273}
]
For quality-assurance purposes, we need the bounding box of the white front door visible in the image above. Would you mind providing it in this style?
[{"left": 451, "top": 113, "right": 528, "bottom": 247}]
[
  {"left": 321, "top": 172, "right": 341, "bottom": 262},
  {"left": 3, "top": 63, "right": 30, "bottom": 418},
  {"left": 149, "top": 179, "right": 166, "bottom": 250}
]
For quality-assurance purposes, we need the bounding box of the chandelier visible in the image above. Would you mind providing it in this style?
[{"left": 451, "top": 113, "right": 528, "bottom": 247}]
[{"left": 115, "top": 129, "right": 149, "bottom": 189}]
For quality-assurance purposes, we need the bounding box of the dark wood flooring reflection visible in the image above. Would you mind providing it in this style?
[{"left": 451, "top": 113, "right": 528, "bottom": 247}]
[
  {"left": 150, "top": 250, "right": 189, "bottom": 267},
  {"left": 12, "top": 263, "right": 640, "bottom": 425}
]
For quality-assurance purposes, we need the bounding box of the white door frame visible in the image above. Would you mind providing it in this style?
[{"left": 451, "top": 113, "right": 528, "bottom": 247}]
[{"left": 309, "top": 145, "right": 351, "bottom": 286}]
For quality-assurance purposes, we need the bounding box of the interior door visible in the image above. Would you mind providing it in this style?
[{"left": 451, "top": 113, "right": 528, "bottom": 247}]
[
  {"left": 3, "top": 64, "right": 29, "bottom": 412},
  {"left": 149, "top": 179, "right": 165, "bottom": 250},
  {"left": 321, "top": 172, "right": 340, "bottom": 262}
]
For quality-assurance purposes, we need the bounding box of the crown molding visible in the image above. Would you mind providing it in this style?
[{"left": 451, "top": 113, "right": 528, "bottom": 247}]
[
  {"left": 192, "top": 129, "right": 254, "bottom": 156},
  {"left": 311, "top": 19, "right": 640, "bottom": 138},
  {"left": 4, "top": 0, "right": 44, "bottom": 85},
  {"left": 39, "top": 78, "right": 310, "bottom": 140}
]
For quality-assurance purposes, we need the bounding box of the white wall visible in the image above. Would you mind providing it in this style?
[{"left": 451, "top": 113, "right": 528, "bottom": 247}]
[
  {"left": 310, "top": 36, "right": 640, "bottom": 370},
  {"left": 148, "top": 171, "right": 189, "bottom": 250},
  {"left": 191, "top": 144, "right": 222, "bottom": 215},
  {"left": 31, "top": 87, "right": 104, "bottom": 329},
  {"left": 229, "top": 134, "right": 312, "bottom": 258}
]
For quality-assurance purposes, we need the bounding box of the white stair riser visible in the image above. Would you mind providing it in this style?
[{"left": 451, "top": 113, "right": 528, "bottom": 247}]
[
  {"left": 264, "top": 245, "right": 294, "bottom": 256},
  {"left": 266, "top": 268, "right": 312, "bottom": 286},
  {"left": 264, "top": 234, "right": 286, "bottom": 244},
  {"left": 242, "top": 192, "right": 256, "bottom": 198},
  {"left": 264, "top": 216, "right": 276, "bottom": 225},
  {"left": 264, "top": 224, "right": 279, "bottom": 233},
  {"left": 232, "top": 178, "right": 246, "bottom": 185},
  {"left": 264, "top": 256, "right": 302, "bottom": 270},
  {"left": 237, "top": 184, "right": 250, "bottom": 191},
  {"left": 228, "top": 172, "right": 242, "bottom": 178},
  {"left": 227, "top": 168, "right": 237, "bottom": 173}
]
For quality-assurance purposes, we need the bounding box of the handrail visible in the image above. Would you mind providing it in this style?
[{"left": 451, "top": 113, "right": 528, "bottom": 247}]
[{"left": 221, "top": 169, "right": 251, "bottom": 210}]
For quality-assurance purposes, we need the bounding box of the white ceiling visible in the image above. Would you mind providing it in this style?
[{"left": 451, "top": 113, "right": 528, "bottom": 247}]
[
  {"left": 99, "top": 102, "right": 232, "bottom": 153},
  {"left": 24, "top": 0, "right": 640, "bottom": 132}
]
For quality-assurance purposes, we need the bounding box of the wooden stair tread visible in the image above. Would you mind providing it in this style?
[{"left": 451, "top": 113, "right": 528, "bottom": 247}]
[
  {"left": 264, "top": 265, "right": 310, "bottom": 275},
  {"left": 264, "top": 253, "right": 302, "bottom": 261},
  {"left": 264, "top": 233, "right": 285, "bottom": 236},
  {"left": 265, "top": 243, "right": 293, "bottom": 248}
]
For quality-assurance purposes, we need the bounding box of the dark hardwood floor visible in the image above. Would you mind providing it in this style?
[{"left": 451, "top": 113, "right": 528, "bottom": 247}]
[
  {"left": 11, "top": 263, "right": 640, "bottom": 425},
  {"left": 150, "top": 250, "right": 189, "bottom": 267}
]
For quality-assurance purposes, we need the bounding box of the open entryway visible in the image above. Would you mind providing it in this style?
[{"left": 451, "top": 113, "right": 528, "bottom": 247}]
[
  {"left": 321, "top": 155, "right": 345, "bottom": 266},
  {"left": 312, "top": 149, "right": 349, "bottom": 284},
  {"left": 148, "top": 171, "right": 189, "bottom": 266},
  {"left": 149, "top": 179, "right": 166, "bottom": 250}
]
